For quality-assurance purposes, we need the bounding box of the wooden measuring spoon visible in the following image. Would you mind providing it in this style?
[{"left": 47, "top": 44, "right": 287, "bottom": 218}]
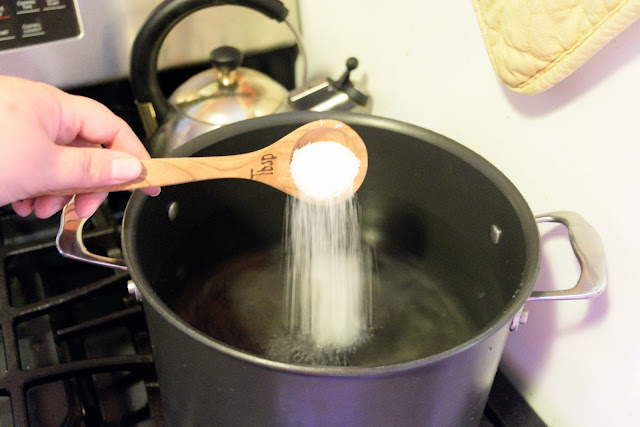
[{"left": 35, "top": 119, "right": 368, "bottom": 201}]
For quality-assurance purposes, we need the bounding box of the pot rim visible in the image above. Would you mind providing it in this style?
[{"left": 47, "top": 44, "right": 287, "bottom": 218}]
[{"left": 123, "top": 111, "right": 541, "bottom": 377}]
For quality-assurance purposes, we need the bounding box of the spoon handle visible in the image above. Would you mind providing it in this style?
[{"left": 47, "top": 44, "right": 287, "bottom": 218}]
[
  {"left": 35, "top": 154, "right": 261, "bottom": 197},
  {"left": 29, "top": 119, "right": 366, "bottom": 200}
]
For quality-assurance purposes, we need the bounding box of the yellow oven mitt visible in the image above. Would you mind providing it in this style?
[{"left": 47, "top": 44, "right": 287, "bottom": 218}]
[{"left": 472, "top": 0, "right": 640, "bottom": 94}]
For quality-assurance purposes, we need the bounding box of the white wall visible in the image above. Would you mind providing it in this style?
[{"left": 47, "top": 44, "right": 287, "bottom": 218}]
[{"left": 299, "top": 1, "right": 640, "bottom": 425}]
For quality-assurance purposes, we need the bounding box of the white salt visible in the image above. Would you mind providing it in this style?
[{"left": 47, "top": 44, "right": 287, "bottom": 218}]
[
  {"left": 290, "top": 141, "right": 361, "bottom": 201},
  {"left": 284, "top": 139, "right": 372, "bottom": 349},
  {"left": 284, "top": 197, "right": 373, "bottom": 348}
]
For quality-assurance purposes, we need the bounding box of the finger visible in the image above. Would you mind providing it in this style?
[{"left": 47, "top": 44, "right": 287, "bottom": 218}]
[
  {"left": 75, "top": 192, "right": 108, "bottom": 218},
  {"left": 56, "top": 149, "right": 159, "bottom": 197},
  {"left": 12, "top": 199, "right": 34, "bottom": 217},
  {"left": 141, "top": 186, "right": 161, "bottom": 197},
  {"left": 65, "top": 139, "right": 95, "bottom": 149},
  {"left": 49, "top": 146, "right": 142, "bottom": 190},
  {"left": 33, "top": 195, "right": 72, "bottom": 219},
  {"left": 55, "top": 93, "right": 151, "bottom": 159}
]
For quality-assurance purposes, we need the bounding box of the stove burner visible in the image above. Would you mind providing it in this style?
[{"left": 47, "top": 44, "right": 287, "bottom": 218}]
[{"left": 0, "top": 196, "right": 162, "bottom": 426}]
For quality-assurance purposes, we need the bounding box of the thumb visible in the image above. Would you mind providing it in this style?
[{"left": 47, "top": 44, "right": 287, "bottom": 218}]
[{"left": 52, "top": 146, "right": 143, "bottom": 190}]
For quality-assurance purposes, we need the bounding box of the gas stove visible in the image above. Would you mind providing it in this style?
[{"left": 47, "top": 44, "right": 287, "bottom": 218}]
[
  {"left": 0, "top": 51, "right": 545, "bottom": 426},
  {"left": 0, "top": 192, "right": 160, "bottom": 426}
]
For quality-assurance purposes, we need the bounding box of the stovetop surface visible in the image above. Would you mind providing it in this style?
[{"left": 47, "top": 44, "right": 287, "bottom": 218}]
[{"left": 0, "top": 47, "right": 545, "bottom": 426}]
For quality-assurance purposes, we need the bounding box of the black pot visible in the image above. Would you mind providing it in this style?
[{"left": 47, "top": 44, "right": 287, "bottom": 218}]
[{"left": 57, "top": 112, "right": 605, "bottom": 426}]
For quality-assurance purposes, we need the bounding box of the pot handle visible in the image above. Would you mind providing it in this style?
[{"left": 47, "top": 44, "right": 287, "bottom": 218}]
[
  {"left": 55, "top": 198, "right": 127, "bottom": 270},
  {"left": 528, "top": 211, "right": 606, "bottom": 301},
  {"left": 130, "top": 0, "right": 305, "bottom": 136}
]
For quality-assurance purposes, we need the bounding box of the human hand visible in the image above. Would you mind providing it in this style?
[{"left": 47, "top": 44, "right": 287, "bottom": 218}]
[{"left": 0, "top": 76, "right": 159, "bottom": 218}]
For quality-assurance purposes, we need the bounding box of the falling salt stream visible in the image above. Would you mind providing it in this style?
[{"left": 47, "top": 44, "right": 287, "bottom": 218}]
[{"left": 285, "top": 140, "right": 373, "bottom": 350}]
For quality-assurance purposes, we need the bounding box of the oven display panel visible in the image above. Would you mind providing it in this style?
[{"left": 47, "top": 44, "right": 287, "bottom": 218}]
[{"left": 0, "top": 0, "right": 81, "bottom": 51}]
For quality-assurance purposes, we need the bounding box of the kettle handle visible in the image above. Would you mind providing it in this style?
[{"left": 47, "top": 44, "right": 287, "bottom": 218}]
[{"left": 130, "top": 0, "right": 294, "bottom": 135}]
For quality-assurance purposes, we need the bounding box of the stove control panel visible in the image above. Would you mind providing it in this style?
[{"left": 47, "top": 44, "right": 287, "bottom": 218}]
[{"left": 0, "top": 0, "right": 81, "bottom": 51}]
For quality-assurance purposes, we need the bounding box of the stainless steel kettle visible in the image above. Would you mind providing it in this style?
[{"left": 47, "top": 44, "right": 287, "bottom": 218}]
[{"left": 130, "top": 0, "right": 370, "bottom": 157}]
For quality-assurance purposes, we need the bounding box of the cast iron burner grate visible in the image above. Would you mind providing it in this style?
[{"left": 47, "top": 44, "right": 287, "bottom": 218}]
[{"left": 0, "top": 195, "right": 163, "bottom": 426}]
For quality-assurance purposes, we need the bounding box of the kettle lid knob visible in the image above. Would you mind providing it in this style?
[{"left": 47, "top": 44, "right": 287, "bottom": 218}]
[
  {"left": 210, "top": 46, "right": 244, "bottom": 72},
  {"left": 211, "top": 46, "right": 244, "bottom": 87}
]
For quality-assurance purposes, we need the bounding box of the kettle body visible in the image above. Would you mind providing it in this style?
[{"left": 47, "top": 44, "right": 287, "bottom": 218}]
[
  {"left": 148, "top": 46, "right": 293, "bottom": 157},
  {"left": 130, "top": 0, "right": 370, "bottom": 157}
]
